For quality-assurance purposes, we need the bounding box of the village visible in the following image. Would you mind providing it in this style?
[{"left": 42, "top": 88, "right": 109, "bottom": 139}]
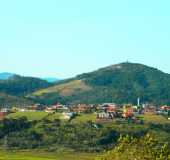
[{"left": 0, "top": 99, "right": 170, "bottom": 122}]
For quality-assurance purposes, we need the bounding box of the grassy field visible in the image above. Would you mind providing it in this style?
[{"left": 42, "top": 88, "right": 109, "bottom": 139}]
[
  {"left": 71, "top": 113, "right": 97, "bottom": 123},
  {"left": 6, "top": 111, "right": 170, "bottom": 124},
  {"left": 6, "top": 111, "right": 49, "bottom": 121},
  {"left": 6, "top": 112, "right": 67, "bottom": 122},
  {"left": 6, "top": 112, "right": 97, "bottom": 123},
  {"left": 46, "top": 113, "right": 65, "bottom": 121},
  {"left": 33, "top": 80, "right": 91, "bottom": 96},
  {"left": 0, "top": 150, "right": 97, "bottom": 160},
  {"left": 139, "top": 114, "right": 170, "bottom": 124}
]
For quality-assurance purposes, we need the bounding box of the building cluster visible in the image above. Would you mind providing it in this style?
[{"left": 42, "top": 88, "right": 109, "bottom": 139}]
[
  {"left": 97, "top": 103, "right": 170, "bottom": 121},
  {"left": 0, "top": 102, "right": 170, "bottom": 121}
]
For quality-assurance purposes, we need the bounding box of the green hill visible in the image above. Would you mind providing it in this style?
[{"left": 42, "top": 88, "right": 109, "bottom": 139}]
[
  {"left": 0, "top": 75, "right": 52, "bottom": 96},
  {"left": 0, "top": 93, "right": 33, "bottom": 107},
  {"left": 32, "top": 62, "right": 170, "bottom": 105},
  {"left": 0, "top": 75, "right": 52, "bottom": 107},
  {"left": 34, "top": 80, "right": 91, "bottom": 96}
]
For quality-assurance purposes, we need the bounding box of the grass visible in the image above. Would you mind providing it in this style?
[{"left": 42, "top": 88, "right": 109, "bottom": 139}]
[
  {"left": 33, "top": 80, "right": 91, "bottom": 96},
  {"left": 6, "top": 112, "right": 68, "bottom": 122},
  {"left": 7, "top": 111, "right": 170, "bottom": 125},
  {"left": 0, "top": 150, "right": 97, "bottom": 160},
  {"left": 3, "top": 113, "right": 170, "bottom": 160},
  {"left": 71, "top": 112, "right": 170, "bottom": 125},
  {"left": 47, "top": 112, "right": 66, "bottom": 121},
  {"left": 6, "top": 112, "right": 49, "bottom": 121},
  {"left": 139, "top": 114, "right": 170, "bottom": 124},
  {"left": 71, "top": 113, "right": 97, "bottom": 123}
]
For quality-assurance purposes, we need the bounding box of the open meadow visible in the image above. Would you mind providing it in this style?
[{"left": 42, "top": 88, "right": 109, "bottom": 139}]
[{"left": 0, "top": 150, "right": 98, "bottom": 160}]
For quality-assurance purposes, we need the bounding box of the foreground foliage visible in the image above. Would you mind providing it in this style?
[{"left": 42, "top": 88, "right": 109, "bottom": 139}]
[
  {"left": 1, "top": 114, "right": 170, "bottom": 152},
  {"left": 97, "top": 134, "right": 170, "bottom": 160},
  {"left": 1, "top": 113, "right": 170, "bottom": 159}
]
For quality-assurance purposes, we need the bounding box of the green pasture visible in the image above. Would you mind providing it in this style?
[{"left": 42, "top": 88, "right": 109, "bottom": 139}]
[
  {"left": 71, "top": 113, "right": 97, "bottom": 123},
  {"left": 6, "top": 112, "right": 49, "bottom": 121},
  {"left": 0, "top": 150, "right": 97, "bottom": 160},
  {"left": 139, "top": 114, "right": 170, "bottom": 124}
]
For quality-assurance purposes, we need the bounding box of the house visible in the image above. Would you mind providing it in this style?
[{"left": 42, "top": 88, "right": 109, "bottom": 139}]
[
  {"left": 71, "top": 104, "right": 90, "bottom": 113},
  {"left": 102, "top": 103, "right": 117, "bottom": 112},
  {"left": 97, "top": 112, "right": 110, "bottom": 119},
  {"left": 30, "top": 104, "right": 46, "bottom": 111},
  {"left": 1, "top": 108, "right": 10, "bottom": 113},
  {"left": 160, "top": 105, "right": 170, "bottom": 111},
  {"left": 51, "top": 104, "right": 69, "bottom": 112},
  {"left": 159, "top": 105, "right": 170, "bottom": 115},
  {"left": 51, "top": 103, "right": 62, "bottom": 110},
  {"left": 0, "top": 112, "right": 6, "bottom": 120},
  {"left": 144, "top": 105, "right": 157, "bottom": 115},
  {"left": 96, "top": 104, "right": 119, "bottom": 119},
  {"left": 122, "top": 105, "right": 134, "bottom": 118}
]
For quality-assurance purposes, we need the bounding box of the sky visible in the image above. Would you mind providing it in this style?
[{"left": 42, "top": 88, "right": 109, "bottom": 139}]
[{"left": 0, "top": 0, "right": 170, "bottom": 78}]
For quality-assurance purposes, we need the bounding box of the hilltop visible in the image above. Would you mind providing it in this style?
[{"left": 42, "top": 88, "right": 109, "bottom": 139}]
[{"left": 32, "top": 62, "right": 170, "bottom": 105}]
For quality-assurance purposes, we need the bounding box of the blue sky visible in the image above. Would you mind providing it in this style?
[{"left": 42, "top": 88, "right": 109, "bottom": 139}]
[{"left": 0, "top": 0, "right": 170, "bottom": 78}]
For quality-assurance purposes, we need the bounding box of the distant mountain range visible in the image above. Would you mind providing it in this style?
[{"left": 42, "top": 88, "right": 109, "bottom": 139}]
[
  {"left": 41, "top": 77, "right": 60, "bottom": 83},
  {"left": 0, "top": 72, "right": 15, "bottom": 80},
  {"left": 0, "top": 72, "right": 59, "bottom": 83}
]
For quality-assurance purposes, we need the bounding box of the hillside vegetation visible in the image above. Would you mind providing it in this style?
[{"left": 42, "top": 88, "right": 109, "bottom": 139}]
[
  {"left": 34, "top": 80, "right": 91, "bottom": 96},
  {"left": 0, "top": 75, "right": 51, "bottom": 96},
  {"left": 97, "top": 134, "right": 170, "bottom": 160},
  {"left": 1, "top": 112, "right": 170, "bottom": 159},
  {"left": 32, "top": 62, "right": 170, "bottom": 105},
  {"left": 0, "top": 93, "right": 33, "bottom": 108},
  {"left": 0, "top": 75, "right": 52, "bottom": 107}
]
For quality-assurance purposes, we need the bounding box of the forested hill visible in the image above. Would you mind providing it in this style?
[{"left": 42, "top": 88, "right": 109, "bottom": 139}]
[
  {"left": 33, "top": 62, "right": 170, "bottom": 105},
  {"left": 0, "top": 75, "right": 52, "bottom": 96}
]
